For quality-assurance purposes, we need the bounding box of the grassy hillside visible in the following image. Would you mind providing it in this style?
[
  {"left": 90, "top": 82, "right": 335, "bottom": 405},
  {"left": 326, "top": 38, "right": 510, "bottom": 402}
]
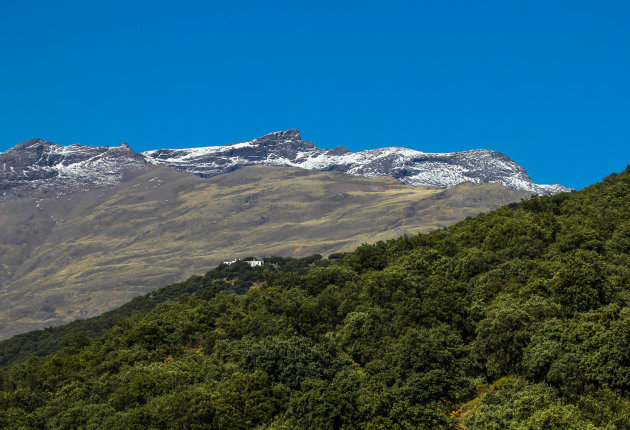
[
  {"left": 0, "top": 167, "right": 628, "bottom": 428},
  {"left": 0, "top": 165, "right": 529, "bottom": 339}
]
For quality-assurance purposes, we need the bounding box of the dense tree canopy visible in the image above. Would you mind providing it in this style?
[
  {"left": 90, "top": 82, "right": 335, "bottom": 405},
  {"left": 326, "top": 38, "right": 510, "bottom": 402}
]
[{"left": 1, "top": 167, "right": 629, "bottom": 428}]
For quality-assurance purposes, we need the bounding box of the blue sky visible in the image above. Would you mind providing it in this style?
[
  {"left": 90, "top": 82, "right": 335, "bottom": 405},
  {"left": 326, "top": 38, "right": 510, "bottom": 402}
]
[{"left": 1, "top": 0, "right": 628, "bottom": 190}]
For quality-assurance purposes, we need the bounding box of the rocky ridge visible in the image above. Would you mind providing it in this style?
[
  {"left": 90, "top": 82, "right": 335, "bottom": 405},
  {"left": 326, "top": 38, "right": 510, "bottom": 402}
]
[
  {"left": 1, "top": 130, "right": 571, "bottom": 196},
  {"left": 143, "top": 129, "right": 570, "bottom": 194}
]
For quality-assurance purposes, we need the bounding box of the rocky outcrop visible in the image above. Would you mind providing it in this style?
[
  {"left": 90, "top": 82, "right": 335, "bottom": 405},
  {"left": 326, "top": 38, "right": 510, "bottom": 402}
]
[{"left": 0, "top": 139, "right": 152, "bottom": 198}]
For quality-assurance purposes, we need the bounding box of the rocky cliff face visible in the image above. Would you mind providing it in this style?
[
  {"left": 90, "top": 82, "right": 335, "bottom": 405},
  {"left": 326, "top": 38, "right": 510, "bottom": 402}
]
[
  {"left": 0, "top": 139, "right": 152, "bottom": 198},
  {"left": 142, "top": 129, "right": 570, "bottom": 194}
]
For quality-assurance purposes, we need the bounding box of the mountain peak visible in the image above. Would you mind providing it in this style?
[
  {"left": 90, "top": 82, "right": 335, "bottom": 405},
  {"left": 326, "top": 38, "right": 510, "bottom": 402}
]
[
  {"left": 251, "top": 129, "right": 307, "bottom": 147},
  {"left": 327, "top": 145, "right": 351, "bottom": 156},
  {"left": 260, "top": 129, "right": 302, "bottom": 140},
  {"left": 10, "top": 138, "right": 57, "bottom": 152}
]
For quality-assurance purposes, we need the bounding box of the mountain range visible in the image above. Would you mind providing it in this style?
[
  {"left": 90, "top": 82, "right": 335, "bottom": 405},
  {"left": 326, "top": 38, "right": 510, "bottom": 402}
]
[
  {"left": 0, "top": 130, "right": 565, "bottom": 339},
  {"left": 1, "top": 129, "right": 569, "bottom": 199}
]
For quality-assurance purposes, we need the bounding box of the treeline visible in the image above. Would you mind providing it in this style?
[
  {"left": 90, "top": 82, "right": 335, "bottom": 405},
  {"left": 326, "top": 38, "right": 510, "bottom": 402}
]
[
  {"left": 0, "top": 167, "right": 629, "bottom": 428},
  {"left": 0, "top": 255, "right": 336, "bottom": 367}
]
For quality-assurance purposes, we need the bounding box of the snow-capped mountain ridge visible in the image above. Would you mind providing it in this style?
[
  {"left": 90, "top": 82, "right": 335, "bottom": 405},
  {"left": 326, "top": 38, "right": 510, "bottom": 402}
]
[
  {"left": 142, "top": 129, "right": 570, "bottom": 194},
  {"left": 0, "top": 139, "right": 150, "bottom": 197},
  {"left": 1, "top": 130, "right": 570, "bottom": 197}
]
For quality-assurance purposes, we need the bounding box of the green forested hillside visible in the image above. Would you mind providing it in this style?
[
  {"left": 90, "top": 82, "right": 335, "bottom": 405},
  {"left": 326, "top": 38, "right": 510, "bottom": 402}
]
[{"left": 1, "top": 167, "right": 629, "bottom": 429}]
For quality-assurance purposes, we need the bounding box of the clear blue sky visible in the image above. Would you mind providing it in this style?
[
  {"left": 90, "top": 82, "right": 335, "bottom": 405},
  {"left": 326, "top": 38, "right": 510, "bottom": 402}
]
[{"left": 1, "top": 0, "right": 628, "bottom": 189}]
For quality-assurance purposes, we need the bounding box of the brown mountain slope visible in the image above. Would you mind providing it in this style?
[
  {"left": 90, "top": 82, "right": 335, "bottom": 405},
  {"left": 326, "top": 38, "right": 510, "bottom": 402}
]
[{"left": 0, "top": 165, "right": 530, "bottom": 339}]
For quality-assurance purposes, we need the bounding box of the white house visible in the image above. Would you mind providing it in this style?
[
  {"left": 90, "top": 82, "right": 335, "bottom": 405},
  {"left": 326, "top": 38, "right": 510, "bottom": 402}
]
[
  {"left": 223, "top": 258, "right": 264, "bottom": 267},
  {"left": 247, "top": 260, "right": 264, "bottom": 267},
  {"left": 223, "top": 259, "right": 240, "bottom": 265}
]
